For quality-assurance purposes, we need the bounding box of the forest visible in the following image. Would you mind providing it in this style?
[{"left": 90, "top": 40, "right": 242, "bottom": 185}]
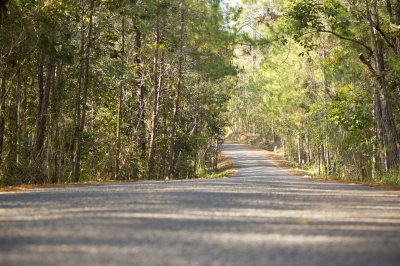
[
  {"left": 230, "top": 0, "right": 400, "bottom": 184},
  {"left": 0, "top": 0, "right": 238, "bottom": 185},
  {"left": 0, "top": 0, "right": 399, "bottom": 186}
]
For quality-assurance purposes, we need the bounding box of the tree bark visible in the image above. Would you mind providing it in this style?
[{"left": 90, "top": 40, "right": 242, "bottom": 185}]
[
  {"left": 0, "top": 71, "right": 6, "bottom": 164},
  {"left": 325, "top": 136, "right": 330, "bottom": 176},
  {"left": 166, "top": 9, "right": 185, "bottom": 180},
  {"left": 36, "top": 51, "right": 54, "bottom": 155},
  {"left": 296, "top": 133, "right": 301, "bottom": 165},
  {"left": 133, "top": 23, "right": 146, "bottom": 177},
  {"left": 73, "top": 0, "right": 94, "bottom": 182},
  {"left": 52, "top": 62, "right": 63, "bottom": 183},
  {"left": 395, "top": 0, "right": 400, "bottom": 55},
  {"left": 146, "top": 6, "right": 160, "bottom": 180},
  {"left": 0, "top": 0, "right": 6, "bottom": 28},
  {"left": 271, "top": 121, "right": 276, "bottom": 147},
  {"left": 193, "top": 75, "right": 200, "bottom": 177},
  {"left": 115, "top": 18, "right": 125, "bottom": 180},
  {"left": 366, "top": 0, "right": 400, "bottom": 167},
  {"left": 374, "top": 86, "right": 388, "bottom": 171},
  {"left": 305, "top": 132, "right": 311, "bottom": 164},
  {"left": 15, "top": 68, "right": 22, "bottom": 165}
]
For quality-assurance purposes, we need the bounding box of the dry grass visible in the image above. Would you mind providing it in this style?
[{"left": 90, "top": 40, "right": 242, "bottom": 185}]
[
  {"left": 197, "top": 151, "right": 236, "bottom": 179},
  {"left": 0, "top": 180, "right": 132, "bottom": 193},
  {"left": 0, "top": 151, "right": 237, "bottom": 193},
  {"left": 3, "top": 143, "right": 397, "bottom": 192},
  {"left": 216, "top": 151, "right": 236, "bottom": 177}
]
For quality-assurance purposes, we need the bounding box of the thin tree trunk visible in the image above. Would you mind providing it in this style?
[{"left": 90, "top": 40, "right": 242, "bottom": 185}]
[
  {"left": 325, "top": 135, "right": 330, "bottom": 176},
  {"left": 8, "top": 68, "right": 21, "bottom": 168},
  {"left": 271, "top": 121, "right": 276, "bottom": 147},
  {"left": 115, "top": 18, "right": 125, "bottom": 180},
  {"left": 161, "top": 100, "right": 168, "bottom": 178},
  {"left": 146, "top": 6, "right": 161, "bottom": 180},
  {"left": 374, "top": 85, "right": 388, "bottom": 171},
  {"left": 215, "top": 140, "right": 219, "bottom": 171},
  {"left": 0, "top": 71, "right": 6, "bottom": 164},
  {"left": 72, "top": 3, "right": 85, "bottom": 181},
  {"left": 16, "top": 68, "right": 22, "bottom": 165},
  {"left": 321, "top": 144, "right": 326, "bottom": 176},
  {"left": 36, "top": 52, "right": 44, "bottom": 154},
  {"left": 52, "top": 62, "right": 63, "bottom": 183},
  {"left": 130, "top": 0, "right": 146, "bottom": 179},
  {"left": 133, "top": 23, "right": 146, "bottom": 177},
  {"left": 297, "top": 133, "right": 301, "bottom": 165},
  {"left": 36, "top": 51, "right": 54, "bottom": 156},
  {"left": 395, "top": 0, "right": 400, "bottom": 55},
  {"left": 0, "top": 0, "right": 5, "bottom": 27},
  {"left": 193, "top": 75, "right": 200, "bottom": 177},
  {"left": 166, "top": 9, "right": 185, "bottom": 180},
  {"left": 305, "top": 132, "right": 311, "bottom": 164},
  {"left": 73, "top": 0, "right": 94, "bottom": 182}
]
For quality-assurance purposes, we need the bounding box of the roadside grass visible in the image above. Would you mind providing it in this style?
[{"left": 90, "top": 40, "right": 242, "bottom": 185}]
[
  {"left": 374, "top": 169, "right": 400, "bottom": 186},
  {"left": 0, "top": 180, "right": 136, "bottom": 193},
  {"left": 4, "top": 141, "right": 397, "bottom": 192},
  {"left": 197, "top": 151, "right": 236, "bottom": 179},
  {"left": 229, "top": 140, "right": 400, "bottom": 191},
  {"left": 0, "top": 151, "right": 236, "bottom": 193}
]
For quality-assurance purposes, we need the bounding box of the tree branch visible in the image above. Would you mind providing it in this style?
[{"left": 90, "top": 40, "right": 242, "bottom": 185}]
[
  {"left": 374, "top": 25, "right": 396, "bottom": 54},
  {"left": 319, "top": 29, "right": 374, "bottom": 56},
  {"left": 358, "top": 53, "right": 376, "bottom": 74}
]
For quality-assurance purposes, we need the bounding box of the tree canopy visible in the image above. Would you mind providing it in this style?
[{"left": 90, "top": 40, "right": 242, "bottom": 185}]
[
  {"left": 229, "top": 0, "right": 400, "bottom": 184},
  {"left": 1, "top": 0, "right": 399, "bottom": 186},
  {"left": 0, "top": 0, "right": 238, "bottom": 185}
]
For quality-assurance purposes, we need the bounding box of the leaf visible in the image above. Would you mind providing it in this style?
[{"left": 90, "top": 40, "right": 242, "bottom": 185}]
[
  {"left": 390, "top": 23, "right": 400, "bottom": 31},
  {"left": 392, "top": 31, "right": 400, "bottom": 38}
]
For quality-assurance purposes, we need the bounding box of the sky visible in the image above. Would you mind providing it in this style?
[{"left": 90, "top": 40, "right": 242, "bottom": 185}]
[{"left": 223, "top": 0, "right": 241, "bottom": 7}]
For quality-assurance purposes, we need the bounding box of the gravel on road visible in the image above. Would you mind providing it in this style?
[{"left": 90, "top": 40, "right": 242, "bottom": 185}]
[{"left": 1, "top": 142, "right": 399, "bottom": 266}]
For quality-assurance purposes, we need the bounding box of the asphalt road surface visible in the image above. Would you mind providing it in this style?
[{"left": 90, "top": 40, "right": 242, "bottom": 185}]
[{"left": 1, "top": 142, "right": 400, "bottom": 266}]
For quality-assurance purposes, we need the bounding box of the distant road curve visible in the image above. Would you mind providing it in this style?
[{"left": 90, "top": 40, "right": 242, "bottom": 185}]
[{"left": 1, "top": 142, "right": 399, "bottom": 266}]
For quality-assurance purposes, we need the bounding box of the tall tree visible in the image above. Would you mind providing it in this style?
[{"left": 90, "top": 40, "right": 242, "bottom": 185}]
[
  {"left": 166, "top": 8, "right": 185, "bottom": 180},
  {"left": 146, "top": 3, "right": 161, "bottom": 180},
  {"left": 73, "top": 0, "right": 95, "bottom": 182}
]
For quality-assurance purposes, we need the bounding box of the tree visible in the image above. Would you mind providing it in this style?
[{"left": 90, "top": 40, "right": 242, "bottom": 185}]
[{"left": 0, "top": 0, "right": 237, "bottom": 186}]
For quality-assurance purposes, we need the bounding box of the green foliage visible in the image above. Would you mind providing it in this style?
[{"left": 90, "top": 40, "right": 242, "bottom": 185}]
[
  {"left": 228, "top": 0, "right": 400, "bottom": 183},
  {"left": 0, "top": 0, "right": 237, "bottom": 185},
  {"left": 327, "top": 85, "right": 373, "bottom": 133},
  {"left": 375, "top": 169, "right": 400, "bottom": 186}
]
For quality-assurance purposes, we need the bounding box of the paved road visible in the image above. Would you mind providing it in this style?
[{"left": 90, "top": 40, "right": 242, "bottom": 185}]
[{"left": 1, "top": 142, "right": 400, "bottom": 266}]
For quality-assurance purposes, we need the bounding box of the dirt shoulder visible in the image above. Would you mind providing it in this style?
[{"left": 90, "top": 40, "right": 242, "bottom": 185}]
[
  {"left": 215, "top": 150, "right": 236, "bottom": 178},
  {"left": 0, "top": 180, "right": 141, "bottom": 193}
]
